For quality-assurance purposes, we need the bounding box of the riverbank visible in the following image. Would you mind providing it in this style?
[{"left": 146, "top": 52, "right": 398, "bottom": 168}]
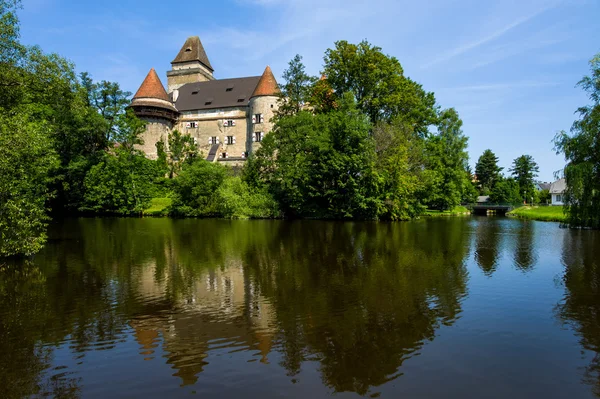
[
  {"left": 507, "top": 206, "right": 567, "bottom": 222},
  {"left": 423, "top": 206, "right": 470, "bottom": 217}
]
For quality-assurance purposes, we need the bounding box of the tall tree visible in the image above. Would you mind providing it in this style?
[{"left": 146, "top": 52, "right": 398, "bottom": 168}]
[
  {"left": 475, "top": 149, "right": 503, "bottom": 193},
  {"left": 0, "top": 113, "right": 59, "bottom": 256},
  {"left": 509, "top": 155, "right": 539, "bottom": 203},
  {"left": 421, "top": 108, "right": 471, "bottom": 210},
  {"left": 277, "top": 54, "right": 317, "bottom": 116},
  {"left": 322, "top": 40, "right": 437, "bottom": 132},
  {"left": 554, "top": 53, "right": 600, "bottom": 229}
]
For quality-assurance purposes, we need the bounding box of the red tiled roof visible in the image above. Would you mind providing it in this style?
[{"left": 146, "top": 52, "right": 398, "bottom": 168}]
[
  {"left": 133, "top": 68, "right": 170, "bottom": 102},
  {"left": 251, "top": 66, "right": 279, "bottom": 98}
]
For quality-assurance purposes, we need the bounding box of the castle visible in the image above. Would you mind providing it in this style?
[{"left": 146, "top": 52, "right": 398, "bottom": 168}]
[{"left": 129, "top": 36, "right": 280, "bottom": 164}]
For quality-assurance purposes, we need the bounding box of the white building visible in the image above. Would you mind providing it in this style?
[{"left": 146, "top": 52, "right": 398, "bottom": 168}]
[{"left": 549, "top": 178, "right": 566, "bottom": 206}]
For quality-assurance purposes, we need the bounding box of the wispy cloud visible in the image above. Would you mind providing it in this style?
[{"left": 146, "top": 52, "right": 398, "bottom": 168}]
[{"left": 421, "top": 2, "right": 561, "bottom": 69}]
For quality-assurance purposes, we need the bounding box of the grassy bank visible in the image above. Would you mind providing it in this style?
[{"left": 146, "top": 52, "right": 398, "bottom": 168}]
[
  {"left": 144, "top": 198, "right": 172, "bottom": 216},
  {"left": 508, "top": 206, "right": 567, "bottom": 223},
  {"left": 424, "top": 206, "right": 470, "bottom": 217}
]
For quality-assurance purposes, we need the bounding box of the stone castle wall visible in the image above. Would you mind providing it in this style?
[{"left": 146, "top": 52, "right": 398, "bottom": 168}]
[{"left": 138, "top": 118, "right": 173, "bottom": 160}]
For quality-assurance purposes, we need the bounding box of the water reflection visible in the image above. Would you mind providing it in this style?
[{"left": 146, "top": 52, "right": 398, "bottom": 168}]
[
  {"left": 474, "top": 218, "right": 503, "bottom": 275},
  {"left": 0, "top": 218, "right": 472, "bottom": 397},
  {"left": 512, "top": 221, "right": 537, "bottom": 272},
  {"left": 557, "top": 230, "right": 600, "bottom": 397}
]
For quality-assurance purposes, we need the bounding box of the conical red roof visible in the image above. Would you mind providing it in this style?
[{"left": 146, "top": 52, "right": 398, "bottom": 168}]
[
  {"left": 133, "top": 68, "right": 170, "bottom": 101},
  {"left": 251, "top": 66, "right": 279, "bottom": 98}
]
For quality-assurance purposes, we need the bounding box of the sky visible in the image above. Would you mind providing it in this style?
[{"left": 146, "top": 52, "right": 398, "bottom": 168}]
[{"left": 17, "top": 0, "right": 600, "bottom": 182}]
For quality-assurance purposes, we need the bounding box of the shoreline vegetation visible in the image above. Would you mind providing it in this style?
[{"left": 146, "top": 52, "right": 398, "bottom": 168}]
[
  {"left": 507, "top": 206, "right": 567, "bottom": 223},
  {"left": 1, "top": 0, "right": 599, "bottom": 258}
]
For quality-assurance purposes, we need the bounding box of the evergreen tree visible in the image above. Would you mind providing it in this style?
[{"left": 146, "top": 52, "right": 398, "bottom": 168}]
[
  {"left": 475, "top": 149, "right": 503, "bottom": 193},
  {"left": 554, "top": 53, "right": 600, "bottom": 228},
  {"left": 277, "top": 54, "right": 317, "bottom": 116},
  {"left": 509, "top": 155, "right": 539, "bottom": 203}
]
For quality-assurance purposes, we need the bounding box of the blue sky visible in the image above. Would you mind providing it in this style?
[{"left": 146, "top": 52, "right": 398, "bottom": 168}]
[{"left": 18, "top": 0, "right": 600, "bottom": 181}]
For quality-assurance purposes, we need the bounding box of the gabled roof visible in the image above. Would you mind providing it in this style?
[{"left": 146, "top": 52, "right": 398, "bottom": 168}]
[
  {"left": 175, "top": 76, "right": 261, "bottom": 111},
  {"left": 133, "top": 68, "right": 171, "bottom": 102},
  {"left": 550, "top": 178, "right": 566, "bottom": 194},
  {"left": 172, "top": 36, "right": 213, "bottom": 72},
  {"left": 251, "top": 66, "right": 279, "bottom": 98}
]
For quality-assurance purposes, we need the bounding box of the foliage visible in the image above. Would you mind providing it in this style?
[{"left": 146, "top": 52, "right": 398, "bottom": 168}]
[
  {"left": 277, "top": 54, "right": 317, "bottom": 116},
  {"left": 156, "top": 129, "right": 199, "bottom": 178},
  {"left": 421, "top": 108, "right": 471, "bottom": 211},
  {"left": 554, "top": 53, "right": 600, "bottom": 229},
  {"left": 217, "top": 177, "right": 280, "bottom": 219},
  {"left": 373, "top": 120, "right": 425, "bottom": 220},
  {"left": 488, "top": 178, "right": 522, "bottom": 204},
  {"left": 0, "top": 113, "right": 59, "bottom": 256},
  {"left": 475, "top": 149, "right": 503, "bottom": 193},
  {"left": 323, "top": 40, "right": 437, "bottom": 132},
  {"left": 80, "top": 149, "right": 160, "bottom": 215},
  {"left": 170, "top": 159, "right": 229, "bottom": 217},
  {"left": 247, "top": 94, "right": 380, "bottom": 219},
  {"left": 509, "top": 155, "right": 539, "bottom": 202},
  {"left": 538, "top": 189, "right": 551, "bottom": 205}
]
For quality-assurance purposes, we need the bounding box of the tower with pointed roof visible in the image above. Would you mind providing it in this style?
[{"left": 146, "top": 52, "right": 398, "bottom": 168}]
[
  {"left": 167, "top": 36, "right": 215, "bottom": 93},
  {"left": 248, "top": 66, "right": 280, "bottom": 155},
  {"left": 131, "top": 35, "right": 280, "bottom": 166},
  {"left": 129, "top": 68, "right": 178, "bottom": 159}
]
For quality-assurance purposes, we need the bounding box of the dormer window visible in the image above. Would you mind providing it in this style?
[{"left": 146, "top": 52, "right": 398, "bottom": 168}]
[
  {"left": 192, "top": 91, "right": 199, "bottom": 95},
  {"left": 205, "top": 97, "right": 213, "bottom": 106},
  {"left": 226, "top": 84, "right": 234, "bottom": 92},
  {"left": 237, "top": 97, "right": 245, "bottom": 103},
  {"left": 185, "top": 47, "right": 192, "bottom": 52}
]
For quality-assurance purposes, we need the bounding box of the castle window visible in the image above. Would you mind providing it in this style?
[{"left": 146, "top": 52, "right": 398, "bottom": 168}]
[
  {"left": 254, "top": 132, "right": 264, "bottom": 143},
  {"left": 221, "top": 152, "right": 228, "bottom": 159},
  {"left": 252, "top": 114, "right": 264, "bottom": 124},
  {"left": 227, "top": 136, "right": 235, "bottom": 145},
  {"left": 271, "top": 104, "right": 274, "bottom": 108},
  {"left": 210, "top": 136, "right": 218, "bottom": 145},
  {"left": 224, "top": 120, "right": 236, "bottom": 127}
]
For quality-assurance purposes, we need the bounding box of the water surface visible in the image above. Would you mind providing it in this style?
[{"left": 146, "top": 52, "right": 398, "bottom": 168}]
[{"left": 1, "top": 217, "right": 599, "bottom": 398}]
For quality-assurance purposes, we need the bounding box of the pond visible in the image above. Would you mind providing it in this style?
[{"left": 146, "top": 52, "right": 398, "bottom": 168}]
[{"left": 1, "top": 217, "right": 599, "bottom": 398}]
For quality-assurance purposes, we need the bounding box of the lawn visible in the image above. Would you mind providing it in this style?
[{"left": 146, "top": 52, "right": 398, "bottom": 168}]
[
  {"left": 424, "top": 206, "right": 470, "bottom": 217},
  {"left": 508, "top": 206, "right": 567, "bottom": 223},
  {"left": 144, "top": 197, "right": 172, "bottom": 216}
]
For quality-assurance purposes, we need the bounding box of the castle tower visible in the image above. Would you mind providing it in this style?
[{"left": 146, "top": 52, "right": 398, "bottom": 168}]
[
  {"left": 167, "top": 36, "right": 215, "bottom": 93},
  {"left": 129, "top": 68, "right": 178, "bottom": 159},
  {"left": 248, "top": 66, "right": 280, "bottom": 154}
]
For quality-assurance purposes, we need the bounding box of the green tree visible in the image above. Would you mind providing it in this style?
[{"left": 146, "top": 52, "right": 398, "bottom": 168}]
[
  {"left": 488, "top": 177, "right": 522, "bottom": 204},
  {"left": 323, "top": 40, "right": 437, "bottom": 132},
  {"left": 421, "top": 108, "right": 471, "bottom": 210},
  {"left": 373, "top": 120, "right": 425, "bottom": 220},
  {"left": 248, "top": 94, "right": 380, "bottom": 219},
  {"left": 156, "top": 129, "right": 199, "bottom": 178},
  {"left": 0, "top": 113, "right": 59, "bottom": 256},
  {"left": 554, "top": 53, "right": 600, "bottom": 229},
  {"left": 171, "top": 159, "right": 228, "bottom": 217},
  {"left": 475, "top": 149, "right": 503, "bottom": 193},
  {"left": 509, "top": 155, "right": 539, "bottom": 203},
  {"left": 538, "top": 189, "right": 551, "bottom": 205},
  {"left": 277, "top": 54, "right": 317, "bottom": 116}
]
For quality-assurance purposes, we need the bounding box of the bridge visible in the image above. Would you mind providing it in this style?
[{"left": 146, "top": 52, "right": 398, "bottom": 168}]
[{"left": 468, "top": 203, "right": 516, "bottom": 215}]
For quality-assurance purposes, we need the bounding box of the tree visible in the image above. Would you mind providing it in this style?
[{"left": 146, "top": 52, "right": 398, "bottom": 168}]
[
  {"left": 171, "top": 159, "right": 228, "bottom": 217},
  {"left": 554, "top": 53, "right": 600, "bottom": 229},
  {"left": 247, "top": 93, "right": 380, "bottom": 219},
  {"left": 475, "top": 149, "right": 503, "bottom": 193},
  {"left": 156, "top": 129, "right": 199, "bottom": 178},
  {"left": 277, "top": 54, "right": 317, "bottom": 116},
  {"left": 488, "top": 177, "right": 522, "bottom": 204},
  {"left": 0, "top": 113, "right": 59, "bottom": 256},
  {"left": 323, "top": 40, "right": 437, "bottom": 132},
  {"left": 509, "top": 155, "right": 539, "bottom": 203},
  {"left": 421, "top": 108, "right": 471, "bottom": 210},
  {"left": 373, "top": 120, "right": 426, "bottom": 220}
]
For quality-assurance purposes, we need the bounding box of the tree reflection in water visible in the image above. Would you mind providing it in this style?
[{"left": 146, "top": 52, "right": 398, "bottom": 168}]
[
  {"left": 0, "top": 218, "right": 472, "bottom": 396},
  {"left": 557, "top": 230, "right": 600, "bottom": 397}
]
